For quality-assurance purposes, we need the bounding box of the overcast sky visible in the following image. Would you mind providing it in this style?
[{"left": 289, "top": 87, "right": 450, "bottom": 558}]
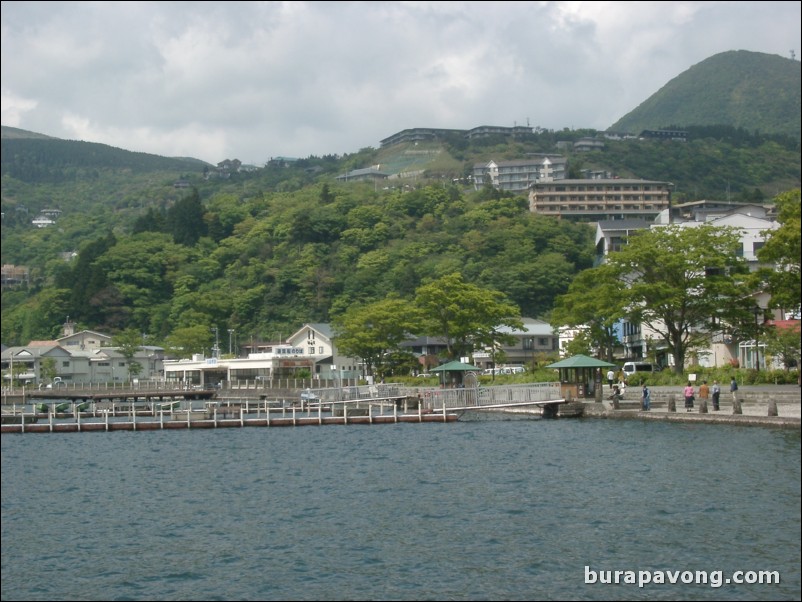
[{"left": 2, "top": 1, "right": 800, "bottom": 165}]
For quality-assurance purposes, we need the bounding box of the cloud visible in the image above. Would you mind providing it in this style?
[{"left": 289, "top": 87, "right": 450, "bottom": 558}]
[{"left": 2, "top": 1, "right": 800, "bottom": 164}]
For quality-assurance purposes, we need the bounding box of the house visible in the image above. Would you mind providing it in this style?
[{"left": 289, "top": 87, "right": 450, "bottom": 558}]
[
  {"left": 1, "top": 321, "right": 164, "bottom": 385},
  {"left": 471, "top": 318, "right": 559, "bottom": 370}
]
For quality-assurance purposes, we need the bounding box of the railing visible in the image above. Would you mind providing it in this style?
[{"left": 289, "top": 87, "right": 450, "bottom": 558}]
[{"left": 402, "top": 382, "right": 563, "bottom": 411}]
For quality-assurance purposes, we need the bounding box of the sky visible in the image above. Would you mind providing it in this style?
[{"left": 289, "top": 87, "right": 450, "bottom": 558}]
[{"left": 2, "top": 1, "right": 800, "bottom": 165}]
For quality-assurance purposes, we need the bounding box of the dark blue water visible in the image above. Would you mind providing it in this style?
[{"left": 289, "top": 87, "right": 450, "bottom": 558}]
[{"left": 2, "top": 416, "right": 800, "bottom": 601}]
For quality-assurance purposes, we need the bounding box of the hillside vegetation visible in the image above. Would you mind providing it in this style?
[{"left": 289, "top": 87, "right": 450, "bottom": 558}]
[
  {"left": 2, "top": 48, "right": 801, "bottom": 348},
  {"left": 610, "top": 50, "right": 801, "bottom": 138}
]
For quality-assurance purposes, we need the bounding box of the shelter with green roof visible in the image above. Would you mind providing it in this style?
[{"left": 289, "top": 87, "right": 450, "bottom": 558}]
[{"left": 546, "top": 354, "right": 616, "bottom": 401}]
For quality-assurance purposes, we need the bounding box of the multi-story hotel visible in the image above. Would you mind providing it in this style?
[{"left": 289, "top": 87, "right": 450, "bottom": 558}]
[
  {"left": 528, "top": 179, "right": 673, "bottom": 221},
  {"left": 472, "top": 155, "right": 567, "bottom": 192}
]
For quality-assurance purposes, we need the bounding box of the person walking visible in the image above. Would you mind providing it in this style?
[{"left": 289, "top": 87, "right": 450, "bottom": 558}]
[
  {"left": 730, "top": 377, "right": 739, "bottom": 402},
  {"left": 683, "top": 382, "right": 695, "bottom": 412},
  {"left": 641, "top": 384, "right": 651, "bottom": 411},
  {"left": 711, "top": 380, "right": 721, "bottom": 411}
]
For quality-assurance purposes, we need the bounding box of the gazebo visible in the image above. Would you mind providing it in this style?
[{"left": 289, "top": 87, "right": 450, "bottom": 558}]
[
  {"left": 430, "top": 360, "right": 481, "bottom": 388},
  {"left": 546, "top": 354, "right": 616, "bottom": 401}
]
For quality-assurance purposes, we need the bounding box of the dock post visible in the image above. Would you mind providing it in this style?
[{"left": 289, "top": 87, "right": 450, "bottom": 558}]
[
  {"left": 394, "top": 402, "right": 398, "bottom": 423},
  {"left": 442, "top": 403, "right": 447, "bottom": 422},
  {"left": 292, "top": 406, "right": 297, "bottom": 426},
  {"left": 318, "top": 403, "right": 322, "bottom": 425},
  {"left": 369, "top": 404, "right": 373, "bottom": 424},
  {"left": 77, "top": 407, "right": 81, "bottom": 432},
  {"left": 49, "top": 406, "right": 53, "bottom": 432},
  {"left": 240, "top": 407, "right": 244, "bottom": 428},
  {"left": 132, "top": 404, "right": 137, "bottom": 431},
  {"left": 418, "top": 402, "right": 423, "bottom": 423},
  {"left": 160, "top": 406, "right": 164, "bottom": 429}
]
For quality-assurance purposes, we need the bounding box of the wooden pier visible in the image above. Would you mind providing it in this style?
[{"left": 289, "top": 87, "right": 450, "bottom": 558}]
[
  {"left": 2, "top": 382, "right": 569, "bottom": 434},
  {"left": 1, "top": 403, "right": 458, "bottom": 433}
]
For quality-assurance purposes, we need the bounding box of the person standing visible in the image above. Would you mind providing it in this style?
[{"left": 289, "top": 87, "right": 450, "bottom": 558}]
[
  {"left": 698, "top": 380, "right": 710, "bottom": 405},
  {"left": 683, "top": 382, "right": 695, "bottom": 412},
  {"left": 711, "top": 380, "right": 721, "bottom": 411},
  {"left": 641, "top": 384, "right": 651, "bottom": 411},
  {"left": 607, "top": 369, "right": 615, "bottom": 388},
  {"left": 730, "top": 377, "right": 739, "bottom": 402}
]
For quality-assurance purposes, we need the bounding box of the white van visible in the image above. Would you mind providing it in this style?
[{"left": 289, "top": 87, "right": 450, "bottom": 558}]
[{"left": 622, "top": 362, "right": 654, "bottom": 380}]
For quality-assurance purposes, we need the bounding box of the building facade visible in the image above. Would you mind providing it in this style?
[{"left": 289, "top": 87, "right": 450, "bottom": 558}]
[
  {"left": 473, "top": 156, "right": 567, "bottom": 192},
  {"left": 528, "top": 179, "right": 673, "bottom": 221}
]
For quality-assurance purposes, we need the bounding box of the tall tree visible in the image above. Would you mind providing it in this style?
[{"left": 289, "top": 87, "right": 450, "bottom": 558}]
[
  {"left": 167, "top": 190, "right": 207, "bottom": 246},
  {"left": 551, "top": 263, "right": 624, "bottom": 362},
  {"left": 414, "top": 272, "right": 523, "bottom": 360},
  {"left": 756, "top": 188, "right": 801, "bottom": 313},
  {"left": 332, "top": 297, "right": 420, "bottom": 378},
  {"left": 605, "top": 224, "right": 752, "bottom": 373},
  {"left": 114, "top": 327, "right": 143, "bottom": 383}
]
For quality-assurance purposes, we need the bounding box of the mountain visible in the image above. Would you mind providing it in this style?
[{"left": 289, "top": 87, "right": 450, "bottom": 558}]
[
  {"left": 1, "top": 125, "right": 211, "bottom": 183},
  {"left": 609, "top": 50, "right": 801, "bottom": 138},
  {"left": 0, "top": 126, "right": 56, "bottom": 140}
]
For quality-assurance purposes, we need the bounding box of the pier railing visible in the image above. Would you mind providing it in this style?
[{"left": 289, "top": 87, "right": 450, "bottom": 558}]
[{"left": 400, "top": 382, "right": 563, "bottom": 411}]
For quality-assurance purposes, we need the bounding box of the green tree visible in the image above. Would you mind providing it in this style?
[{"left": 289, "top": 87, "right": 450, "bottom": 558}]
[
  {"left": 414, "top": 272, "right": 523, "bottom": 360},
  {"left": 332, "top": 297, "right": 420, "bottom": 378},
  {"left": 551, "top": 264, "right": 623, "bottom": 362},
  {"left": 167, "top": 190, "right": 207, "bottom": 246},
  {"left": 756, "top": 189, "right": 801, "bottom": 312},
  {"left": 763, "top": 321, "right": 801, "bottom": 371},
  {"left": 604, "top": 224, "right": 753, "bottom": 373},
  {"left": 114, "top": 328, "right": 143, "bottom": 383},
  {"left": 163, "top": 325, "right": 214, "bottom": 359},
  {"left": 40, "top": 357, "right": 57, "bottom": 383}
]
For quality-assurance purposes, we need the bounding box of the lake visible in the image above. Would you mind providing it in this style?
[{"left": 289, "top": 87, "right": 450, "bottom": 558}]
[{"left": 2, "top": 414, "right": 800, "bottom": 600}]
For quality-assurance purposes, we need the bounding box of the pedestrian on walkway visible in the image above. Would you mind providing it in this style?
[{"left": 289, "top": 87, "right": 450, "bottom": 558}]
[
  {"left": 711, "top": 380, "right": 721, "bottom": 411},
  {"left": 683, "top": 382, "right": 695, "bottom": 412},
  {"left": 730, "top": 377, "right": 739, "bottom": 401},
  {"left": 607, "top": 369, "right": 615, "bottom": 388},
  {"left": 641, "top": 384, "right": 651, "bottom": 411},
  {"left": 699, "top": 380, "right": 710, "bottom": 404}
]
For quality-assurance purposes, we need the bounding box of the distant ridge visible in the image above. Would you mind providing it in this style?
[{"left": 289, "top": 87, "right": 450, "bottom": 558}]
[
  {"left": 609, "top": 50, "right": 801, "bottom": 138},
  {"left": 1, "top": 125, "right": 211, "bottom": 181},
  {"left": 1, "top": 125, "right": 56, "bottom": 140}
]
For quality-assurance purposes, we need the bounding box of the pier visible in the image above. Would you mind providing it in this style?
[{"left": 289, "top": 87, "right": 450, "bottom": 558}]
[{"left": 1, "top": 382, "right": 568, "bottom": 434}]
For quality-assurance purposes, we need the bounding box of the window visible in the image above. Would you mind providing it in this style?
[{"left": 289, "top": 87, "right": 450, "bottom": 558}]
[
  {"left": 62, "top": 361, "right": 70, "bottom": 367},
  {"left": 319, "top": 346, "right": 324, "bottom": 355},
  {"left": 308, "top": 347, "right": 315, "bottom": 355}
]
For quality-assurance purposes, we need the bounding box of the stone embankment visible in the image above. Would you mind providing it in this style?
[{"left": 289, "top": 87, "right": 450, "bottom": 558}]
[{"left": 583, "top": 384, "right": 801, "bottom": 428}]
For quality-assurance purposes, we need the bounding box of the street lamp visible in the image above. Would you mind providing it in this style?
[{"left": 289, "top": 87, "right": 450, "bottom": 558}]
[
  {"left": 752, "top": 305, "right": 762, "bottom": 371},
  {"left": 228, "top": 329, "right": 235, "bottom": 356}
]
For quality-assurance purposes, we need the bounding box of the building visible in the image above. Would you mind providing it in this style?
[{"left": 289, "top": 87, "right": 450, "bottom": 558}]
[
  {"left": 162, "top": 323, "right": 362, "bottom": 387},
  {"left": 335, "top": 166, "right": 390, "bottom": 183},
  {"left": 598, "top": 208, "right": 783, "bottom": 368},
  {"left": 471, "top": 318, "right": 559, "bottom": 370},
  {"left": 380, "top": 125, "right": 533, "bottom": 148},
  {"left": 473, "top": 156, "right": 567, "bottom": 192},
  {"left": 528, "top": 179, "right": 673, "bottom": 221}
]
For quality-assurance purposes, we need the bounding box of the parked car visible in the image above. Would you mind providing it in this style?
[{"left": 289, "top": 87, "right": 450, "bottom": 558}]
[{"left": 622, "top": 362, "right": 655, "bottom": 382}]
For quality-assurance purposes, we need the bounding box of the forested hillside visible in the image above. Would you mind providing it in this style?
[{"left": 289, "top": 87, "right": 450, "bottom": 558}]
[
  {"left": 610, "top": 50, "right": 801, "bottom": 138},
  {"left": 1, "top": 122, "right": 799, "bottom": 350}
]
